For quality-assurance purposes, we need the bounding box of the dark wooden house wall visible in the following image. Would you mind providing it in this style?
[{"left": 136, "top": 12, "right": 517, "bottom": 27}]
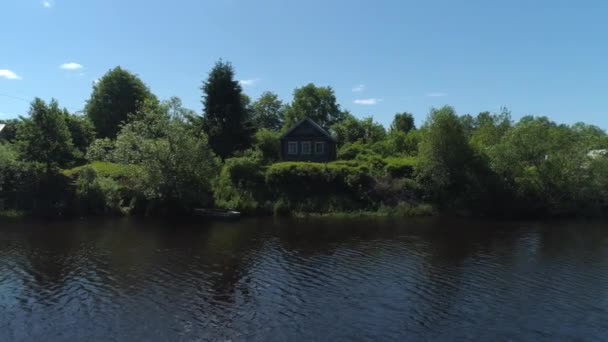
[{"left": 280, "top": 120, "right": 336, "bottom": 162}]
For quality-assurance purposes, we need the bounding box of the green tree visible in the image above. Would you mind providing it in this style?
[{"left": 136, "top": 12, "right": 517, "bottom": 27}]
[
  {"left": 252, "top": 91, "right": 285, "bottom": 130},
  {"left": 17, "top": 98, "right": 75, "bottom": 169},
  {"left": 85, "top": 66, "right": 157, "bottom": 138},
  {"left": 253, "top": 128, "right": 281, "bottom": 163},
  {"left": 284, "top": 83, "right": 345, "bottom": 128},
  {"left": 469, "top": 109, "right": 512, "bottom": 151},
  {"left": 64, "top": 112, "right": 96, "bottom": 160},
  {"left": 489, "top": 116, "right": 587, "bottom": 214},
  {"left": 331, "top": 113, "right": 385, "bottom": 145},
  {"left": 201, "top": 60, "right": 253, "bottom": 159},
  {"left": 417, "top": 106, "right": 479, "bottom": 206},
  {"left": 108, "top": 99, "right": 220, "bottom": 213},
  {"left": 390, "top": 112, "right": 416, "bottom": 134}
]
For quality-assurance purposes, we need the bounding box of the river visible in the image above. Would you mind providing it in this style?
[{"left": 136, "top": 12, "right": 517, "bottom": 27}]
[{"left": 1, "top": 217, "right": 607, "bottom": 341}]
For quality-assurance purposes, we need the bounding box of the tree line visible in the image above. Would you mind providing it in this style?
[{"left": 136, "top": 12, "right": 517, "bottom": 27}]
[{"left": 1, "top": 60, "right": 607, "bottom": 218}]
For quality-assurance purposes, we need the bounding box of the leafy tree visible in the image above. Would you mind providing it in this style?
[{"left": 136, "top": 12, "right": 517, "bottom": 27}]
[
  {"left": 469, "top": 109, "right": 512, "bottom": 150},
  {"left": 164, "top": 96, "right": 196, "bottom": 122},
  {"left": 85, "top": 66, "right": 157, "bottom": 138},
  {"left": 390, "top": 112, "right": 416, "bottom": 134},
  {"left": 86, "top": 138, "right": 115, "bottom": 162},
  {"left": 283, "top": 83, "right": 345, "bottom": 128},
  {"left": 489, "top": 116, "right": 587, "bottom": 214},
  {"left": 64, "top": 113, "right": 96, "bottom": 159},
  {"left": 201, "top": 60, "right": 253, "bottom": 159},
  {"left": 252, "top": 128, "right": 281, "bottom": 163},
  {"left": 17, "top": 98, "right": 75, "bottom": 169},
  {"left": 252, "top": 91, "right": 285, "bottom": 130},
  {"left": 379, "top": 129, "right": 422, "bottom": 156},
  {"left": 331, "top": 113, "right": 386, "bottom": 145},
  {"left": 99, "top": 99, "right": 221, "bottom": 213},
  {"left": 417, "top": 106, "right": 480, "bottom": 207}
]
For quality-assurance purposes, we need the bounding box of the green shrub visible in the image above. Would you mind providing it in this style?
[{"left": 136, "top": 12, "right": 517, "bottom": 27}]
[
  {"left": 63, "top": 161, "right": 139, "bottom": 179},
  {"left": 265, "top": 161, "right": 374, "bottom": 212},
  {"left": 253, "top": 129, "right": 281, "bottom": 163},
  {"left": 85, "top": 138, "right": 115, "bottom": 162},
  {"left": 213, "top": 156, "right": 268, "bottom": 212},
  {"left": 384, "top": 156, "right": 417, "bottom": 178},
  {"left": 74, "top": 166, "right": 127, "bottom": 215}
]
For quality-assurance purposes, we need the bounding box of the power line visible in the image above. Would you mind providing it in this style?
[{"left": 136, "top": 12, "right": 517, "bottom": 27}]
[{"left": 0, "top": 92, "right": 30, "bottom": 103}]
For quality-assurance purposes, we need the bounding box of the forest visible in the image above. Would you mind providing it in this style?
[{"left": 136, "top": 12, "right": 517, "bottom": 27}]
[{"left": 1, "top": 61, "right": 608, "bottom": 218}]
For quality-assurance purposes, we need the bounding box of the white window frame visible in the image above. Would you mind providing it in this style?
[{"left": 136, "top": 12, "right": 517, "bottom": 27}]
[
  {"left": 288, "top": 141, "right": 298, "bottom": 155},
  {"left": 315, "top": 141, "right": 325, "bottom": 154},
  {"left": 301, "top": 141, "right": 312, "bottom": 155}
]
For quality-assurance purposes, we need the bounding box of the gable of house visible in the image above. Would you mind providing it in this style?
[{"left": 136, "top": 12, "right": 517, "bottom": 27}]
[{"left": 280, "top": 118, "right": 337, "bottom": 162}]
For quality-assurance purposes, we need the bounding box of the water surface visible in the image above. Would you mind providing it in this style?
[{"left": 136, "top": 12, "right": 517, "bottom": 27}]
[{"left": 1, "top": 217, "right": 607, "bottom": 341}]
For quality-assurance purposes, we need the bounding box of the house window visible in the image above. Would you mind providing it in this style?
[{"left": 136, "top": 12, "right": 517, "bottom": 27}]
[
  {"left": 301, "top": 141, "right": 312, "bottom": 155},
  {"left": 288, "top": 141, "right": 298, "bottom": 155},
  {"left": 315, "top": 141, "right": 325, "bottom": 154}
]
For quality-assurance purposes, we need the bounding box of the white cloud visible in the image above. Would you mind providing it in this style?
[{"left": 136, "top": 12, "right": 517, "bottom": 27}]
[
  {"left": 426, "top": 92, "right": 447, "bottom": 97},
  {"left": 352, "top": 84, "right": 365, "bottom": 92},
  {"left": 0, "top": 69, "right": 21, "bottom": 80},
  {"left": 239, "top": 79, "right": 259, "bottom": 86},
  {"left": 42, "top": 0, "right": 53, "bottom": 8},
  {"left": 353, "top": 98, "right": 382, "bottom": 105},
  {"left": 93, "top": 78, "right": 100, "bottom": 85},
  {"left": 60, "top": 62, "right": 83, "bottom": 70}
]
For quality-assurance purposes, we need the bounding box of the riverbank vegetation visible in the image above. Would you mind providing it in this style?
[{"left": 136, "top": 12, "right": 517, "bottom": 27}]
[{"left": 1, "top": 61, "right": 608, "bottom": 218}]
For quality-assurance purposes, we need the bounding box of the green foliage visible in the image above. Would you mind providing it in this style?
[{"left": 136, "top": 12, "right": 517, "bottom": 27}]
[
  {"left": 213, "top": 155, "right": 268, "bottom": 212},
  {"left": 74, "top": 166, "right": 123, "bottom": 215},
  {"left": 253, "top": 129, "right": 281, "bottom": 163},
  {"left": 265, "top": 161, "right": 374, "bottom": 212},
  {"left": 331, "top": 113, "right": 386, "bottom": 145},
  {"left": 283, "top": 83, "right": 345, "bottom": 128},
  {"left": 384, "top": 156, "right": 417, "bottom": 178},
  {"left": 63, "top": 161, "right": 139, "bottom": 179},
  {"left": 390, "top": 112, "right": 416, "bottom": 134},
  {"left": 17, "top": 98, "right": 75, "bottom": 169},
  {"left": 201, "top": 60, "right": 253, "bottom": 159},
  {"left": 0, "top": 143, "right": 18, "bottom": 193},
  {"left": 133, "top": 119, "right": 220, "bottom": 214},
  {"left": 4, "top": 57, "right": 608, "bottom": 219},
  {"left": 417, "top": 106, "right": 484, "bottom": 207},
  {"left": 64, "top": 113, "right": 96, "bottom": 161},
  {"left": 86, "top": 138, "right": 115, "bottom": 162},
  {"left": 85, "top": 66, "right": 157, "bottom": 139},
  {"left": 252, "top": 91, "right": 284, "bottom": 131},
  {"left": 468, "top": 109, "right": 512, "bottom": 151}
]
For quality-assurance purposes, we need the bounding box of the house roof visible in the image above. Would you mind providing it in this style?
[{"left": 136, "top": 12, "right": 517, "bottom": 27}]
[{"left": 280, "top": 117, "right": 337, "bottom": 142}]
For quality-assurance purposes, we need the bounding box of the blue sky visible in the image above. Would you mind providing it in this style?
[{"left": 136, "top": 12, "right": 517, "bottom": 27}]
[{"left": 2, "top": 0, "right": 608, "bottom": 128}]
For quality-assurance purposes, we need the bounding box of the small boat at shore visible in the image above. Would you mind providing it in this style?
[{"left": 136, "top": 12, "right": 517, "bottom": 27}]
[{"left": 194, "top": 208, "right": 241, "bottom": 219}]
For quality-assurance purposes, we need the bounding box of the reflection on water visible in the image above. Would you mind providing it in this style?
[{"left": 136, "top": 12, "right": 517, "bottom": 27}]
[{"left": 1, "top": 217, "right": 608, "bottom": 341}]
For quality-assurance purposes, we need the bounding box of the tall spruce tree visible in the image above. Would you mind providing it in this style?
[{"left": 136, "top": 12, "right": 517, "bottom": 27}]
[{"left": 201, "top": 60, "right": 253, "bottom": 159}]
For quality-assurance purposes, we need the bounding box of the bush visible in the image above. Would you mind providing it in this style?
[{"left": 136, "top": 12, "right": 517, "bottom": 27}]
[
  {"left": 213, "top": 156, "right": 268, "bottom": 212},
  {"left": 384, "top": 156, "right": 417, "bottom": 178},
  {"left": 253, "top": 129, "right": 281, "bottom": 163},
  {"left": 63, "top": 161, "right": 139, "bottom": 179},
  {"left": 86, "top": 138, "right": 115, "bottom": 162},
  {"left": 73, "top": 166, "right": 126, "bottom": 215},
  {"left": 265, "top": 161, "right": 374, "bottom": 212}
]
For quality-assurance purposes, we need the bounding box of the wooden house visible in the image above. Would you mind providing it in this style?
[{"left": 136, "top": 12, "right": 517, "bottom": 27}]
[{"left": 280, "top": 118, "right": 337, "bottom": 162}]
